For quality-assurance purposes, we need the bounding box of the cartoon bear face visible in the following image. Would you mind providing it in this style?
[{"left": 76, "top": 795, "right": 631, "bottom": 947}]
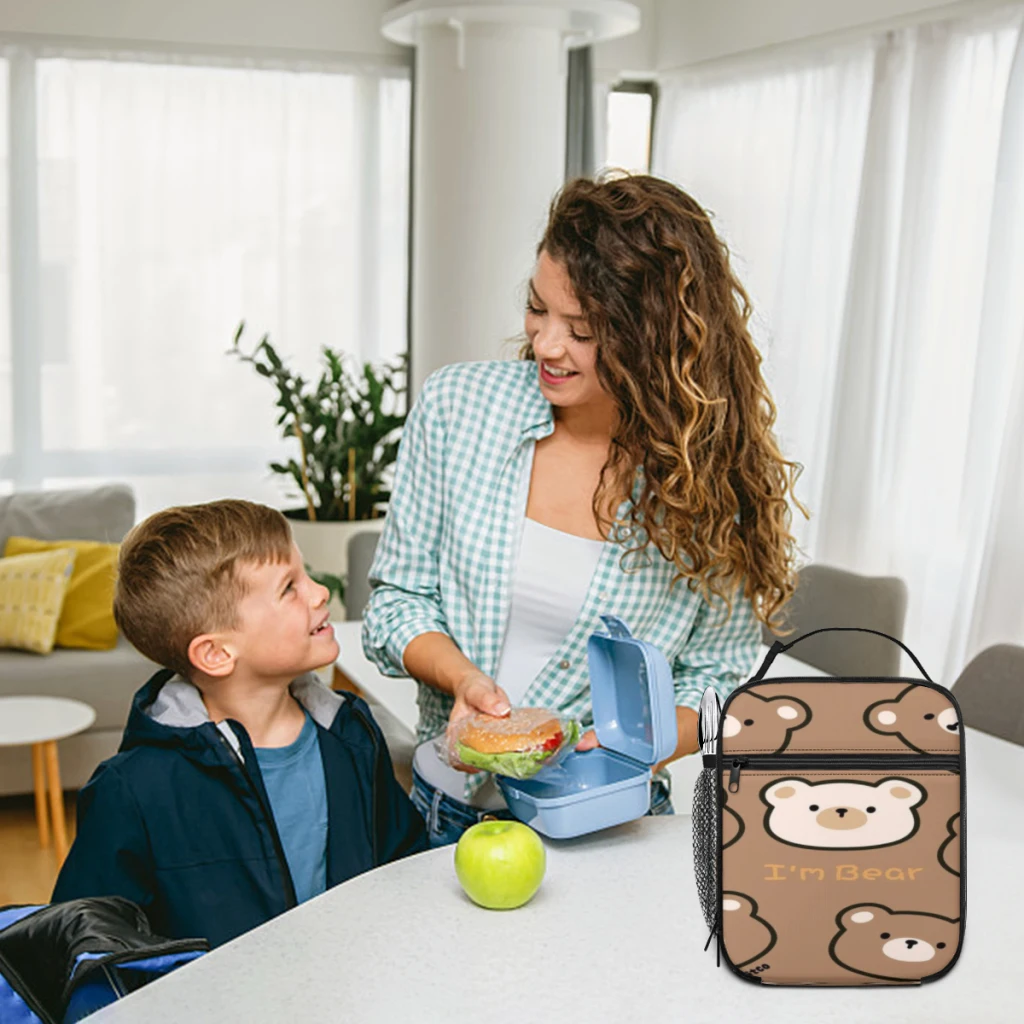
[
  {"left": 939, "top": 813, "right": 960, "bottom": 875},
  {"left": 761, "top": 777, "right": 924, "bottom": 849},
  {"left": 722, "top": 691, "right": 811, "bottom": 753},
  {"left": 722, "top": 892, "right": 777, "bottom": 969},
  {"left": 865, "top": 684, "right": 960, "bottom": 753},
  {"left": 721, "top": 785, "right": 744, "bottom": 849},
  {"left": 830, "top": 904, "right": 959, "bottom": 981}
]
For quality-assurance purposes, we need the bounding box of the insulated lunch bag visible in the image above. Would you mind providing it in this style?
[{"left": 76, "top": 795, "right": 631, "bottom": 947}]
[{"left": 692, "top": 627, "right": 965, "bottom": 986}]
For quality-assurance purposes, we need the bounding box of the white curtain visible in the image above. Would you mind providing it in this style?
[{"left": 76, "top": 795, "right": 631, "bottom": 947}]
[
  {"left": 657, "top": 42, "right": 877, "bottom": 536},
  {"left": 2, "top": 48, "right": 410, "bottom": 515},
  {"left": 654, "top": 6, "right": 1024, "bottom": 682},
  {"left": 0, "top": 57, "right": 9, "bottom": 469},
  {"left": 963, "top": 22, "right": 1024, "bottom": 662}
]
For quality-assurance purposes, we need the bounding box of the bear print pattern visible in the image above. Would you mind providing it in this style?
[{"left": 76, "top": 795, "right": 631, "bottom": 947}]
[
  {"left": 712, "top": 679, "right": 962, "bottom": 984},
  {"left": 865, "top": 684, "right": 960, "bottom": 753},
  {"left": 721, "top": 691, "right": 811, "bottom": 753},
  {"left": 722, "top": 892, "right": 777, "bottom": 968},
  {"left": 721, "top": 786, "right": 744, "bottom": 850},
  {"left": 939, "top": 813, "right": 960, "bottom": 876},
  {"left": 829, "top": 904, "right": 959, "bottom": 981},
  {"left": 761, "top": 777, "right": 924, "bottom": 850}
]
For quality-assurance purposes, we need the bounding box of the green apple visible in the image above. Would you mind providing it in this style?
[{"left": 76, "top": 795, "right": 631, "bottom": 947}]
[{"left": 454, "top": 820, "right": 546, "bottom": 910}]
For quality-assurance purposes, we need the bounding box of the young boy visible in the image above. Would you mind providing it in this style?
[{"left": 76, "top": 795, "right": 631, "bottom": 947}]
[{"left": 53, "top": 500, "right": 426, "bottom": 948}]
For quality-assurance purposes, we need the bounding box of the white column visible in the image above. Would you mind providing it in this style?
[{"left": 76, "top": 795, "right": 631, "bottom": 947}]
[{"left": 383, "top": 0, "right": 640, "bottom": 394}]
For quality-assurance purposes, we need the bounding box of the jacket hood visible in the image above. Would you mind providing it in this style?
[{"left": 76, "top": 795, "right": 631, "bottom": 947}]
[{"left": 120, "top": 669, "right": 348, "bottom": 766}]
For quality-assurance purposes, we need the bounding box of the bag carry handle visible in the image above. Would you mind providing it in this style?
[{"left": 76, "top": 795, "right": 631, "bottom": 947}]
[{"left": 751, "top": 626, "right": 933, "bottom": 683}]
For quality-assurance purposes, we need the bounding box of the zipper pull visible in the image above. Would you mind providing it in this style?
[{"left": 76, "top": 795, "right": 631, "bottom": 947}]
[{"left": 728, "top": 758, "right": 745, "bottom": 793}]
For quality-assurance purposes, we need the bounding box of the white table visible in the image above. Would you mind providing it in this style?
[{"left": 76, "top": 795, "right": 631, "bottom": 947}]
[
  {"left": 90, "top": 727, "right": 1021, "bottom": 1024},
  {"left": 0, "top": 696, "right": 96, "bottom": 862},
  {"left": 331, "top": 619, "right": 826, "bottom": 808}
]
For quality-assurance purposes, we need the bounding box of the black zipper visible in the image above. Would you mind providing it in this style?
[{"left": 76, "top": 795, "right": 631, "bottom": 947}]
[
  {"left": 216, "top": 730, "right": 299, "bottom": 910},
  {"left": 725, "top": 754, "right": 961, "bottom": 793}
]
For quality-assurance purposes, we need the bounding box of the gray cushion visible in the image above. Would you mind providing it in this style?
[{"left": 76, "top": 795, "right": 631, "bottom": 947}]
[
  {"left": 0, "top": 484, "right": 135, "bottom": 552},
  {"left": 0, "top": 637, "right": 158, "bottom": 732}
]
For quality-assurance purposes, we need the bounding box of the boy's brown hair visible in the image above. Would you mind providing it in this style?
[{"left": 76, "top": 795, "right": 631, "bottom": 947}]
[{"left": 114, "top": 499, "right": 293, "bottom": 678}]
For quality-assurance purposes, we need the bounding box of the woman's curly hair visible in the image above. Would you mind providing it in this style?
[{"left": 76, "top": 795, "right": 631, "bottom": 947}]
[{"left": 526, "top": 174, "right": 805, "bottom": 628}]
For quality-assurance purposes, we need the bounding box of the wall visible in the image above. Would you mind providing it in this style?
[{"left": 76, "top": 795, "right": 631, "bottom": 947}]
[
  {"left": 655, "top": 0, "right": 991, "bottom": 69},
  {"left": 1, "top": 2, "right": 998, "bottom": 81},
  {"left": 0, "top": 0, "right": 403, "bottom": 58},
  {"left": 593, "top": 0, "right": 657, "bottom": 76}
]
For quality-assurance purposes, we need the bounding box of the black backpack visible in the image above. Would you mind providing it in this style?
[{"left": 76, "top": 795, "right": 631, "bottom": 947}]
[{"left": 0, "top": 896, "right": 207, "bottom": 1023}]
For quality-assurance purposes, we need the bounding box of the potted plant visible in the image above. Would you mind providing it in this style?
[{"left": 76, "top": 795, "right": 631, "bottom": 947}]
[{"left": 229, "top": 323, "right": 407, "bottom": 617}]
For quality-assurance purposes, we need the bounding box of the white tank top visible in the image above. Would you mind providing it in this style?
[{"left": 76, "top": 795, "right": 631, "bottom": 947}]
[
  {"left": 413, "top": 509, "right": 605, "bottom": 808},
  {"left": 491, "top": 518, "right": 605, "bottom": 703}
]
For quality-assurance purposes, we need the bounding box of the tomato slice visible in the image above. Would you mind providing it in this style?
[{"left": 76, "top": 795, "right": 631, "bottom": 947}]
[{"left": 540, "top": 731, "right": 563, "bottom": 752}]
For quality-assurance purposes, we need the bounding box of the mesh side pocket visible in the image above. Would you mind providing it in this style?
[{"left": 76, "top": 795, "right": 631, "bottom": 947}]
[{"left": 691, "top": 765, "right": 719, "bottom": 930}]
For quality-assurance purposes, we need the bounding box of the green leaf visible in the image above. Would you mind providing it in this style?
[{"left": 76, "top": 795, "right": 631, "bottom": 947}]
[{"left": 228, "top": 328, "right": 408, "bottom": 521}]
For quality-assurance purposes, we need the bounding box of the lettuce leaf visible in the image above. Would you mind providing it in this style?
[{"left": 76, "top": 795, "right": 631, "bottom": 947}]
[{"left": 456, "top": 720, "right": 581, "bottom": 780}]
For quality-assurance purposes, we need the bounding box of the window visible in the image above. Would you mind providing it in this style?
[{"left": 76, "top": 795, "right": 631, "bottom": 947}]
[
  {"left": 603, "top": 81, "right": 655, "bottom": 174},
  {"left": 0, "top": 57, "right": 10, "bottom": 464},
  {"left": 653, "top": 9, "right": 1024, "bottom": 680},
  {"left": 3, "top": 50, "right": 410, "bottom": 517}
]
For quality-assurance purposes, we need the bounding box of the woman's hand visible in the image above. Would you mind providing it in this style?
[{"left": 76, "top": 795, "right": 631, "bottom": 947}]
[
  {"left": 447, "top": 669, "right": 512, "bottom": 772},
  {"left": 450, "top": 669, "right": 511, "bottom": 725},
  {"left": 575, "top": 729, "right": 600, "bottom": 752}
]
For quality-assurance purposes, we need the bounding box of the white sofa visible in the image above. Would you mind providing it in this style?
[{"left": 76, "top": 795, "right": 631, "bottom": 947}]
[{"left": 0, "top": 485, "right": 159, "bottom": 795}]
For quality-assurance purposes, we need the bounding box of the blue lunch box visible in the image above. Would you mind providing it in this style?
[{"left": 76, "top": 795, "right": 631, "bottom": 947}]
[{"left": 497, "top": 614, "right": 678, "bottom": 839}]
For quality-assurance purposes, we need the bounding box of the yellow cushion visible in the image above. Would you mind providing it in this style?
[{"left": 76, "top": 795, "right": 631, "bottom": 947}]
[
  {"left": 4, "top": 537, "right": 120, "bottom": 651},
  {"left": 0, "top": 548, "right": 76, "bottom": 654}
]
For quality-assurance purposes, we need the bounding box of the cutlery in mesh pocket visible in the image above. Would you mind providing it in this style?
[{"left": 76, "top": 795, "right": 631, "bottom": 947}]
[{"left": 692, "top": 686, "right": 721, "bottom": 932}]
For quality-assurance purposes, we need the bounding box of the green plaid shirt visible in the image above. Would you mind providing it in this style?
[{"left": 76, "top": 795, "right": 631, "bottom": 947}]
[{"left": 362, "top": 360, "right": 761, "bottom": 798}]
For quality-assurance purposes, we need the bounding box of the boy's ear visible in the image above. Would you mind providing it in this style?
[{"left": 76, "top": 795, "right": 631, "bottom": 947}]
[{"left": 187, "top": 633, "right": 237, "bottom": 678}]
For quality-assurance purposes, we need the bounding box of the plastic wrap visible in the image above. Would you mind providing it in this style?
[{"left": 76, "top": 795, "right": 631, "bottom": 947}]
[{"left": 437, "top": 706, "right": 582, "bottom": 780}]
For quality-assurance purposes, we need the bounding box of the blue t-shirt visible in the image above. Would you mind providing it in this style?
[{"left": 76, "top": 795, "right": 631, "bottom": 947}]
[{"left": 255, "top": 710, "right": 328, "bottom": 904}]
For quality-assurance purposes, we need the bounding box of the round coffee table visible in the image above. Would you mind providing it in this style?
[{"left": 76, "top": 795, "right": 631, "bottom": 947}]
[{"left": 0, "top": 696, "right": 96, "bottom": 863}]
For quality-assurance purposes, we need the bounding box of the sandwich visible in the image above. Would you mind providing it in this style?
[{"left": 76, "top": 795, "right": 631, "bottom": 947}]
[{"left": 455, "top": 707, "right": 580, "bottom": 779}]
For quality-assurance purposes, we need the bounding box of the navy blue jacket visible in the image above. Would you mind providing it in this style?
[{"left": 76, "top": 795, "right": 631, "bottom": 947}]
[{"left": 53, "top": 670, "right": 427, "bottom": 948}]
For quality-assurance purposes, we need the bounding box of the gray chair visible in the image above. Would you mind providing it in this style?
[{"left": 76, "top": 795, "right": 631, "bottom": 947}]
[
  {"left": 342, "top": 529, "right": 413, "bottom": 789},
  {"left": 952, "top": 644, "right": 1024, "bottom": 746},
  {"left": 762, "top": 564, "right": 909, "bottom": 677},
  {"left": 345, "top": 530, "right": 381, "bottom": 620}
]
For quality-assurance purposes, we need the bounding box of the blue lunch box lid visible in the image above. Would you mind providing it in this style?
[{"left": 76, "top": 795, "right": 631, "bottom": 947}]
[{"left": 587, "top": 614, "right": 677, "bottom": 766}]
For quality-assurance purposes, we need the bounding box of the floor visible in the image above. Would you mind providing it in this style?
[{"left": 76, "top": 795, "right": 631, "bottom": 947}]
[
  {"left": 0, "top": 672, "right": 414, "bottom": 908},
  {"left": 0, "top": 794, "right": 76, "bottom": 906}
]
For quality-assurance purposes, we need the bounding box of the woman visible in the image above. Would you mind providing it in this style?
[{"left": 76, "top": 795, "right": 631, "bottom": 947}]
[{"left": 362, "top": 174, "right": 803, "bottom": 845}]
